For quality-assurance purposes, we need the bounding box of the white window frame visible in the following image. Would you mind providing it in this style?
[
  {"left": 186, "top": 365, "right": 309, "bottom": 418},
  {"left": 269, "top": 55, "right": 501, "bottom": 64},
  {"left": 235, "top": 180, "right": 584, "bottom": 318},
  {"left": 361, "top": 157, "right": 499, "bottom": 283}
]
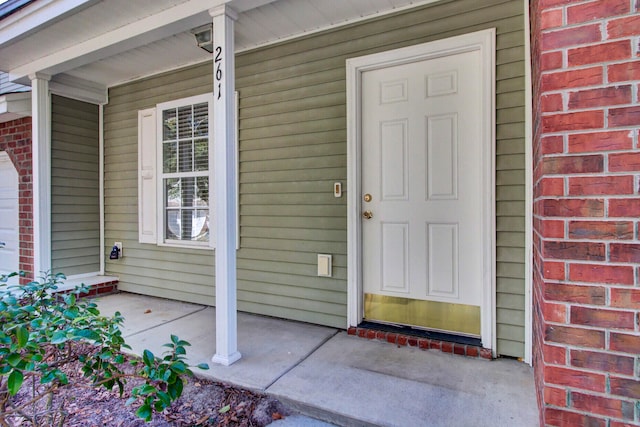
[{"left": 156, "top": 93, "right": 215, "bottom": 250}]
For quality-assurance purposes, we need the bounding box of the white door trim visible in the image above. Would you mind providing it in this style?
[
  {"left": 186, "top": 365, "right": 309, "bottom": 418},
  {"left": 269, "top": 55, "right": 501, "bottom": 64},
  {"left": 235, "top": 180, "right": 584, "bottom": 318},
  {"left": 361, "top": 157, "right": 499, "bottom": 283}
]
[{"left": 346, "top": 28, "right": 496, "bottom": 352}]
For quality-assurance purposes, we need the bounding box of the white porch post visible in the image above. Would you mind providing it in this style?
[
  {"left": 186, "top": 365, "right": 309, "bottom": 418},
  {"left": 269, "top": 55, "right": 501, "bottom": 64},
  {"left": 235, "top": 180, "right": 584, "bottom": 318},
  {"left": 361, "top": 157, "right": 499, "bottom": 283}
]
[
  {"left": 30, "top": 73, "right": 52, "bottom": 278},
  {"left": 210, "top": 5, "right": 241, "bottom": 366}
]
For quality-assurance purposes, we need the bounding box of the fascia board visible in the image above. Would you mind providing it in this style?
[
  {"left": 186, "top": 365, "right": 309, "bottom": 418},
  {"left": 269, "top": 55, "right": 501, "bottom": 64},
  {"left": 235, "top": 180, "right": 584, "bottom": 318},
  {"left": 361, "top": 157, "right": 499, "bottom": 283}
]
[{"left": 0, "top": 0, "right": 95, "bottom": 47}]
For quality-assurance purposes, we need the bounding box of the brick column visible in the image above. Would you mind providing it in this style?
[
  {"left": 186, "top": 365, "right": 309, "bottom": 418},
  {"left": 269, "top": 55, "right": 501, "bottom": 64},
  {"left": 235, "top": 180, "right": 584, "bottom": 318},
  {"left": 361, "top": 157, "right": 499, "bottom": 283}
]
[
  {"left": 531, "top": 1, "right": 640, "bottom": 426},
  {"left": 0, "top": 117, "right": 34, "bottom": 282}
]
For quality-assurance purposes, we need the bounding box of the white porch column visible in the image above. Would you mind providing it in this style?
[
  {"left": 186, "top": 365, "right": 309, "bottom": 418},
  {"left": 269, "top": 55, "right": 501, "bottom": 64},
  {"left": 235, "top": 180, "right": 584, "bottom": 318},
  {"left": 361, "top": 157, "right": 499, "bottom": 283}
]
[
  {"left": 210, "top": 5, "right": 241, "bottom": 366},
  {"left": 30, "top": 73, "right": 52, "bottom": 278}
]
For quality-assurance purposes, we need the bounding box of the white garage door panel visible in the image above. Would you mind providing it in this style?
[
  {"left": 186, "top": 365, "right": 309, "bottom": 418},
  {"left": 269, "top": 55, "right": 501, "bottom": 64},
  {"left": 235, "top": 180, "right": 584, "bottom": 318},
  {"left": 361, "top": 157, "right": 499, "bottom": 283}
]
[{"left": 0, "top": 152, "right": 19, "bottom": 284}]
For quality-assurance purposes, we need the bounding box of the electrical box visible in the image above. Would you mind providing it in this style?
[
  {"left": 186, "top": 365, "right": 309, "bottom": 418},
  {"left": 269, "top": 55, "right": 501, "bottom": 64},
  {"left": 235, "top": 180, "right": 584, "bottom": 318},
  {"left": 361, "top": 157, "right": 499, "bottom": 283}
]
[{"left": 317, "top": 254, "right": 332, "bottom": 277}]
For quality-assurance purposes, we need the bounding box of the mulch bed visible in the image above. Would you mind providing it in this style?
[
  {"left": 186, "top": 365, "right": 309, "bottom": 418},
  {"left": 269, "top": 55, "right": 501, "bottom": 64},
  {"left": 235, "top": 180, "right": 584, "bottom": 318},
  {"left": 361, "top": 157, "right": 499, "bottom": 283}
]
[{"left": 5, "top": 357, "right": 290, "bottom": 427}]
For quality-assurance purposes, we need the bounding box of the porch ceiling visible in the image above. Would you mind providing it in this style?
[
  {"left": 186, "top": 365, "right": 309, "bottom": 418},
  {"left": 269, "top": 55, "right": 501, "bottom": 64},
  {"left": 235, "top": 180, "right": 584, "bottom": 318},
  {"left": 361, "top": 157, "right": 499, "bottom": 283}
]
[{"left": 0, "top": 0, "right": 437, "bottom": 95}]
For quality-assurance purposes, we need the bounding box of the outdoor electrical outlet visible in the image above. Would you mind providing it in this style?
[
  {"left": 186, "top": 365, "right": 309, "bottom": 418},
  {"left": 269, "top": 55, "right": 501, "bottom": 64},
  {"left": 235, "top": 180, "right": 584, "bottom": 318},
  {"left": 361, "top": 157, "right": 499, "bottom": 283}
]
[
  {"left": 317, "top": 254, "right": 332, "bottom": 277},
  {"left": 115, "top": 242, "right": 123, "bottom": 258}
]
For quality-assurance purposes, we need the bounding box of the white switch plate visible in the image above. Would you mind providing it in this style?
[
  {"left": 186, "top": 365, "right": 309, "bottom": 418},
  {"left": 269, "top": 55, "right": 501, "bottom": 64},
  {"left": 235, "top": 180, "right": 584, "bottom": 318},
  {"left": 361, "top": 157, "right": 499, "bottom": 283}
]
[
  {"left": 317, "top": 254, "right": 332, "bottom": 277},
  {"left": 115, "top": 241, "right": 123, "bottom": 258}
]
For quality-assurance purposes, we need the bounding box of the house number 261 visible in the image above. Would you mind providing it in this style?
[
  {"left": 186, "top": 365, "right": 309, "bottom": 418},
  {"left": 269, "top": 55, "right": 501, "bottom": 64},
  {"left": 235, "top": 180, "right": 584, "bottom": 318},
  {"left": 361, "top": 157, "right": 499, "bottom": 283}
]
[{"left": 215, "top": 46, "right": 223, "bottom": 100}]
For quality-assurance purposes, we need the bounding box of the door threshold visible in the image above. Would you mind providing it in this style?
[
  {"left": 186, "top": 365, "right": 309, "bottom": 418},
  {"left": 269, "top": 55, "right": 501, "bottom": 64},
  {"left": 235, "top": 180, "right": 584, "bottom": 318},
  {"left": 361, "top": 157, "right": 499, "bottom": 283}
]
[{"left": 357, "top": 321, "right": 482, "bottom": 347}]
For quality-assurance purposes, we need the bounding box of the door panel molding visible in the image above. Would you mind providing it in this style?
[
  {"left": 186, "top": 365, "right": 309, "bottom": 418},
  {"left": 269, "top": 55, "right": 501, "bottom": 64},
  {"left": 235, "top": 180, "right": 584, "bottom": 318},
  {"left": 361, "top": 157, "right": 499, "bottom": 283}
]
[{"left": 346, "top": 28, "right": 496, "bottom": 352}]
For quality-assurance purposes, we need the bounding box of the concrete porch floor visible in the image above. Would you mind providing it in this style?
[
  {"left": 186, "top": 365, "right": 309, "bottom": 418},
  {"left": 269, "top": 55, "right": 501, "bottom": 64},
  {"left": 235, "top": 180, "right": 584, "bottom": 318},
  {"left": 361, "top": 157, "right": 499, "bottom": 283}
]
[{"left": 95, "top": 292, "right": 539, "bottom": 427}]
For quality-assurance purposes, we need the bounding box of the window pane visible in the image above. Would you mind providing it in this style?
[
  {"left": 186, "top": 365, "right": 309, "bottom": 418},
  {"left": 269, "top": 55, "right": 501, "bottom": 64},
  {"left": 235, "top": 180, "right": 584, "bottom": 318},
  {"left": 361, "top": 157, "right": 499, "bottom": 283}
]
[
  {"left": 166, "top": 210, "right": 180, "bottom": 240},
  {"left": 180, "top": 209, "right": 194, "bottom": 240},
  {"left": 196, "top": 177, "right": 208, "bottom": 206},
  {"left": 195, "top": 209, "right": 209, "bottom": 241},
  {"left": 165, "top": 178, "right": 180, "bottom": 207},
  {"left": 163, "top": 109, "right": 177, "bottom": 141},
  {"left": 163, "top": 142, "right": 177, "bottom": 173},
  {"left": 170, "top": 209, "right": 209, "bottom": 241},
  {"left": 180, "top": 177, "right": 195, "bottom": 208},
  {"left": 178, "top": 106, "right": 192, "bottom": 139},
  {"left": 193, "top": 103, "right": 208, "bottom": 137},
  {"left": 178, "top": 140, "right": 193, "bottom": 172},
  {"left": 194, "top": 139, "right": 208, "bottom": 171}
]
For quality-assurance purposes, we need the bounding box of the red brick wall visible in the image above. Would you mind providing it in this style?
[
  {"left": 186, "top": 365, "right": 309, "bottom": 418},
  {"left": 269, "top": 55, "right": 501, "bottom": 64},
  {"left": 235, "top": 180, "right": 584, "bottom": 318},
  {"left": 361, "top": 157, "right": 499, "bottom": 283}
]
[
  {"left": 531, "top": 0, "right": 640, "bottom": 426},
  {"left": 0, "top": 117, "right": 33, "bottom": 282}
]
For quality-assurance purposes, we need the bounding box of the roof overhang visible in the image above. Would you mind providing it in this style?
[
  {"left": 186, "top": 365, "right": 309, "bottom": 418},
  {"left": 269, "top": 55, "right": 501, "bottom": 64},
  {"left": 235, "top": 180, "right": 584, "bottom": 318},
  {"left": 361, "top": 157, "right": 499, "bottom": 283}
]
[
  {"left": 0, "top": 0, "right": 441, "bottom": 102},
  {"left": 0, "top": 0, "right": 35, "bottom": 21},
  {"left": 0, "top": 91, "right": 31, "bottom": 123}
]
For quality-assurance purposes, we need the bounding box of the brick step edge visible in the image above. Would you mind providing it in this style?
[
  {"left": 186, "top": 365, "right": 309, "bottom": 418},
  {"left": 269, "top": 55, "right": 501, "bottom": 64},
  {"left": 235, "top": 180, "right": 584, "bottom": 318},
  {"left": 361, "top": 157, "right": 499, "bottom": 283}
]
[
  {"left": 54, "top": 281, "right": 119, "bottom": 298},
  {"left": 347, "top": 326, "right": 492, "bottom": 359}
]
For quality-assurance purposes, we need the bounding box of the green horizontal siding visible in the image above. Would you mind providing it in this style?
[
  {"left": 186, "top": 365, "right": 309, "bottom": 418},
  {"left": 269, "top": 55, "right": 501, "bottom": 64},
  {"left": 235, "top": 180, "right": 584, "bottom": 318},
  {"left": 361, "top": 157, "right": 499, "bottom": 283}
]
[
  {"left": 236, "top": 0, "right": 527, "bottom": 355},
  {"left": 104, "top": 0, "right": 527, "bottom": 352},
  {"left": 50, "top": 95, "right": 100, "bottom": 276}
]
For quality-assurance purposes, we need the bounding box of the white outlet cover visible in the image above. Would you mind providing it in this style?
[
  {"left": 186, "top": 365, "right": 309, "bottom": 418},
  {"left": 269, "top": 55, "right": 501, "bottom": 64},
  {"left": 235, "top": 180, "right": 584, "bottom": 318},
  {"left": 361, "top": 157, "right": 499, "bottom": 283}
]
[{"left": 317, "top": 254, "right": 332, "bottom": 277}]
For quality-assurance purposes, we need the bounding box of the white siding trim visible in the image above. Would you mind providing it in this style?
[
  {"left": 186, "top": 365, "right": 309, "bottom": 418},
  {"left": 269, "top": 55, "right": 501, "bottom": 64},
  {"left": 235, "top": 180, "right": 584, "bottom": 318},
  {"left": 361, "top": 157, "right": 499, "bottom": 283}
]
[
  {"left": 49, "top": 75, "right": 108, "bottom": 105},
  {"left": 235, "top": 90, "right": 239, "bottom": 251},
  {"left": 346, "top": 57, "right": 362, "bottom": 329},
  {"left": 523, "top": 0, "right": 534, "bottom": 366},
  {"left": 99, "top": 104, "right": 105, "bottom": 274}
]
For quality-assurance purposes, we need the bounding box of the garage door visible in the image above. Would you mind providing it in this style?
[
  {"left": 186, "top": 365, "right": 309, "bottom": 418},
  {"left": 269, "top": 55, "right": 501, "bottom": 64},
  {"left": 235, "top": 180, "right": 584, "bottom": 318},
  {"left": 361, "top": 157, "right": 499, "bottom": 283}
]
[{"left": 0, "top": 152, "right": 19, "bottom": 284}]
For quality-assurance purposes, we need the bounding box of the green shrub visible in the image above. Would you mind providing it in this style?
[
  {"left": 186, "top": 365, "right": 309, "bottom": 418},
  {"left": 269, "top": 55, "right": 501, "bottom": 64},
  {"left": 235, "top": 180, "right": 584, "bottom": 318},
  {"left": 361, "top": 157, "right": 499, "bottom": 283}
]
[{"left": 0, "top": 271, "right": 208, "bottom": 426}]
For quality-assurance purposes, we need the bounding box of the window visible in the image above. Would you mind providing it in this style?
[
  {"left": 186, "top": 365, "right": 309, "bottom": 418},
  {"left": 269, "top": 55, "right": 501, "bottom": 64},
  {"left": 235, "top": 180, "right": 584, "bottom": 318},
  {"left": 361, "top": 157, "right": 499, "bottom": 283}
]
[
  {"left": 159, "top": 96, "right": 212, "bottom": 246},
  {"left": 138, "top": 93, "right": 214, "bottom": 249}
]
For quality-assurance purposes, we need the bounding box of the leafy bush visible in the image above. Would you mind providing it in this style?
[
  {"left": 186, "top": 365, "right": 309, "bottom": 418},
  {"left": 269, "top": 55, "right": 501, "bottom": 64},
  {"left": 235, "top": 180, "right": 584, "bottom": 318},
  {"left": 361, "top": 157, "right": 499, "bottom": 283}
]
[{"left": 0, "top": 271, "right": 207, "bottom": 426}]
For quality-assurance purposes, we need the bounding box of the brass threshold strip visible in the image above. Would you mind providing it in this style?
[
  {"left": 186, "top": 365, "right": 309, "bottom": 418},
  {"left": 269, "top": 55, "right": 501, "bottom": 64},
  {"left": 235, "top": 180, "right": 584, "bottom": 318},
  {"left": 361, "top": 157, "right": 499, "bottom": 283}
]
[{"left": 364, "top": 293, "right": 481, "bottom": 337}]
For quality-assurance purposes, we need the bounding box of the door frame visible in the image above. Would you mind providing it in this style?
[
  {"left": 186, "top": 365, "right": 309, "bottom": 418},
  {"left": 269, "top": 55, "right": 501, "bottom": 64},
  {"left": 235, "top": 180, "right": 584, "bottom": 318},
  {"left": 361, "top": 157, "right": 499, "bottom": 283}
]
[{"left": 346, "top": 28, "right": 496, "bottom": 352}]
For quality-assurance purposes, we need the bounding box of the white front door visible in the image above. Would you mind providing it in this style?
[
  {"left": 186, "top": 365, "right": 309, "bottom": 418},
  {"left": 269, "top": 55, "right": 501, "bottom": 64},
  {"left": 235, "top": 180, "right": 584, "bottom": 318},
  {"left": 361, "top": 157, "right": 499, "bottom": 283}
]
[
  {"left": 359, "top": 39, "right": 491, "bottom": 338},
  {"left": 0, "top": 152, "right": 19, "bottom": 284}
]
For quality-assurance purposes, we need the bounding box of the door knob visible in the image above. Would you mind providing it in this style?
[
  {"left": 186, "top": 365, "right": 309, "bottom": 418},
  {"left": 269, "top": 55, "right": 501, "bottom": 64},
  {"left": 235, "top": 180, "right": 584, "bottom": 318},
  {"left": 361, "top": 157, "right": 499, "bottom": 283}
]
[
  {"left": 363, "top": 211, "right": 373, "bottom": 219},
  {"left": 363, "top": 193, "right": 372, "bottom": 202}
]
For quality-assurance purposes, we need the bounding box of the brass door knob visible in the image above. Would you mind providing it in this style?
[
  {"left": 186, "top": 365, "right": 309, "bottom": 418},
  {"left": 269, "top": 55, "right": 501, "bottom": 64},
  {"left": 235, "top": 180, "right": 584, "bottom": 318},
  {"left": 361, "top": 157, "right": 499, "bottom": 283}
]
[
  {"left": 363, "top": 211, "right": 373, "bottom": 219},
  {"left": 363, "top": 193, "right": 372, "bottom": 202}
]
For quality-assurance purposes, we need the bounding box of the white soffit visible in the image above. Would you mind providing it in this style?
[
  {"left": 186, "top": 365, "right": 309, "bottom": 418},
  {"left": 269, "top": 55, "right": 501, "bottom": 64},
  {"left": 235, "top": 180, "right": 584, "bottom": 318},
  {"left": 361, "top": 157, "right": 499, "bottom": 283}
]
[
  {"left": 65, "top": 32, "right": 211, "bottom": 87},
  {"left": 2, "top": 0, "right": 440, "bottom": 88},
  {"left": 235, "top": 0, "right": 428, "bottom": 50},
  {"left": 0, "top": 0, "right": 194, "bottom": 70}
]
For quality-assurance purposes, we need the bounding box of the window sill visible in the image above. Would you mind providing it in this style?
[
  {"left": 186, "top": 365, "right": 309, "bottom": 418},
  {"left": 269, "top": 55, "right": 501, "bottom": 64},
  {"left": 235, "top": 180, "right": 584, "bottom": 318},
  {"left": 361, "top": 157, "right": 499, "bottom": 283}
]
[{"left": 157, "top": 241, "right": 214, "bottom": 251}]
